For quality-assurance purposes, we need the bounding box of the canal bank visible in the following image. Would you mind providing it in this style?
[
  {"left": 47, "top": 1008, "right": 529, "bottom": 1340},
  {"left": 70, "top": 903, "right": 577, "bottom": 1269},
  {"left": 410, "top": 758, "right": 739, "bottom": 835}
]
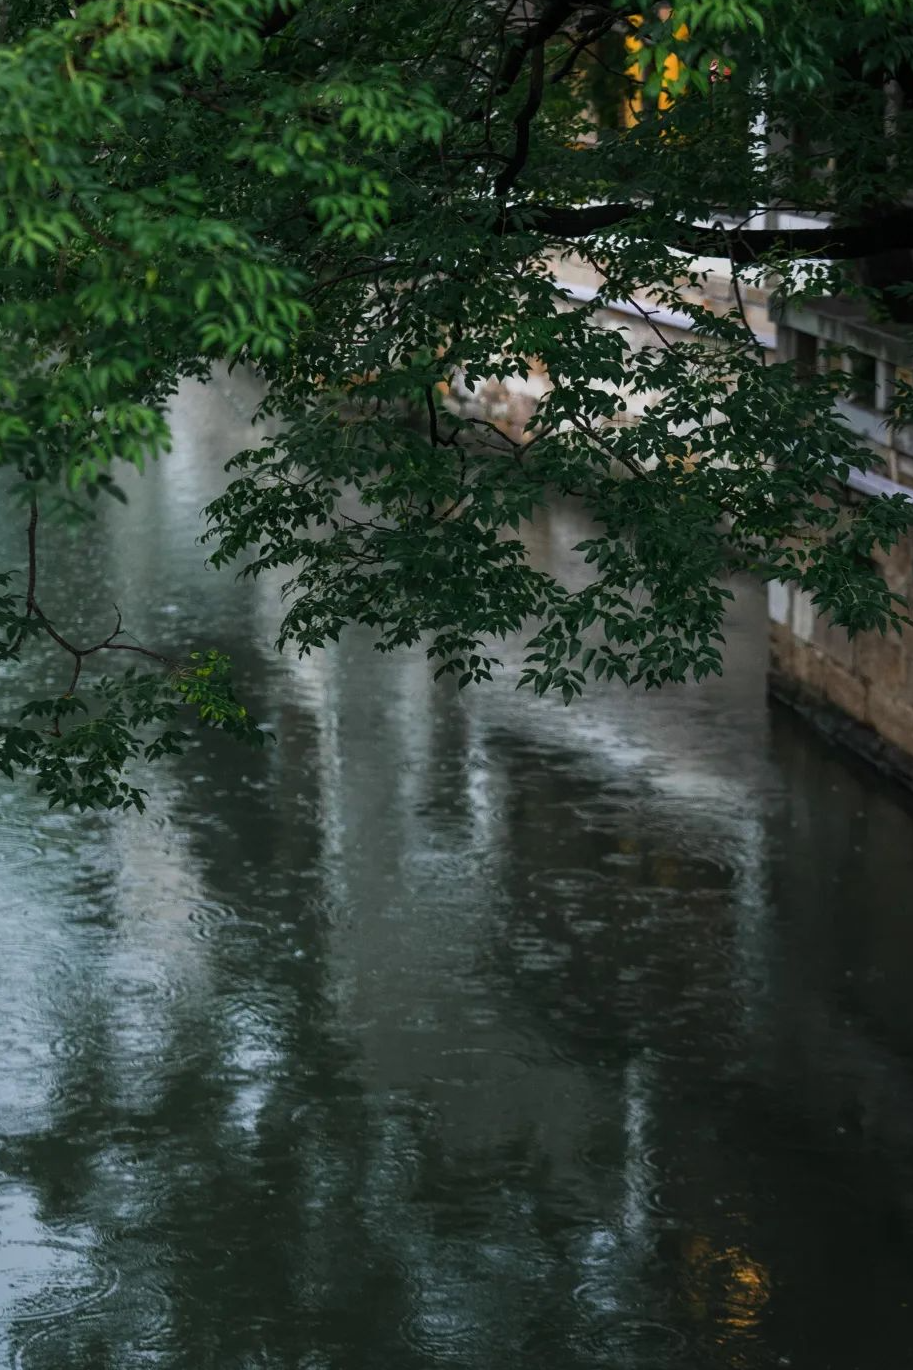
[{"left": 769, "top": 299, "right": 913, "bottom": 791}]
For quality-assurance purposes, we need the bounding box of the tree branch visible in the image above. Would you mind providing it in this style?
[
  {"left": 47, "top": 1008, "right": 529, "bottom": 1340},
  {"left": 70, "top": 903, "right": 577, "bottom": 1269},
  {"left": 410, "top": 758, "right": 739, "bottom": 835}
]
[
  {"left": 24, "top": 494, "right": 37, "bottom": 615},
  {"left": 496, "top": 0, "right": 582, "bottom": 97},
  {"left": 42, "top": 601, "right": 179, "bottom": 699},
  {"left": 71, "top": 200, "right": 138, "bottom": 257},
  {"left": 494, "top": 42, "right": 546, "bottom": 196},
  {"left": 497, "top": 201, "right": 913, "bottom": 262},
  {"left": 8, "top": 499, "right": 179, "bottom": 703},
  {"left": 718, "top": 223, "right": 765, "bottom": 361},
  {"left": 548, "top": 14, "right": 616, "bottom": 85},
  {"left": 7, "top": 493, "right": 39, "bottom": 658},
  {"left": 467, "top": 0, "right": 584, "bottom": 122}
]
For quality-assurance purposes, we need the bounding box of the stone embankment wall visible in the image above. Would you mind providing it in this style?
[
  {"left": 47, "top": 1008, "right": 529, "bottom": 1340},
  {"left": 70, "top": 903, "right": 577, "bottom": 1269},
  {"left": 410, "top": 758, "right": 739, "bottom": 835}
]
[
  {"left": 768, "top": 540, "right": 913, "bottom": 787},
  {"left": 769, "top": 301, "right": 913, "bottom": 787}
]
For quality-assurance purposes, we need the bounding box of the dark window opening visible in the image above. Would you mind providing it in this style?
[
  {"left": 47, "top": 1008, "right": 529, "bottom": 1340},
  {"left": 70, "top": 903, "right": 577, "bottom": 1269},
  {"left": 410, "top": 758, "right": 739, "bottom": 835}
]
[
  {"left": 795, "top": 331, "right": 818, "bottom": 379},
  {"left": 849, "top": 352, "right": 878, "bottom": 409}
]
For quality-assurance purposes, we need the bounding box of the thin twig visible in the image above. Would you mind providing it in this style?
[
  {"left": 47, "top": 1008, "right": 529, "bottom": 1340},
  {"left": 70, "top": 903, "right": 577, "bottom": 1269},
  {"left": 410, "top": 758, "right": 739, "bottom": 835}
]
[
  {"left": 568, "top": 412, "right": 646, "bottom": 478},
  {"left": 572, "top": 243, "right": 673, "bottom": 349},
  {"left": 71, "top": 200, "right": 137, "bottom": 257},
  {"left": 9, "top": 499, "right": 178, "bottom": 713},
  {"left": 24, "top": 494, "right": 38, "bottom": 614},
  {"left": 625, "top": 295, "right": 673, "bottom": 349},
  {"left": 179, "top": 83, "right": 231, "bottom": 116},
  {"left": 548, "top": 14, "right": 616, "bottom": 85},
  {"left": 8, "top": 493, "right": 39, "bottom": 657},
  {"left": 93, "top": 640, "right": 177, "bottom": 666},
  {"left": 717, "top": 221, "right": 766, "bottom": 362}
]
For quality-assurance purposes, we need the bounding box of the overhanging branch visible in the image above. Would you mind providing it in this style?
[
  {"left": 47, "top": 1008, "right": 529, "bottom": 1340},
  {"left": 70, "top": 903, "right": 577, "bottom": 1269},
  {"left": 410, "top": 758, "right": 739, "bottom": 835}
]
[
  {"left": 498, "top": 202, "right": 913, "bottom": 262},
  {"left": 494, "top": 42, "right": 546, "bottom": 195},
  {"left": 495, "top": 0, "right": 581, "bottom": 95},
  {"left": 466, "top": 0, "right": 588, "bottom": 121}
]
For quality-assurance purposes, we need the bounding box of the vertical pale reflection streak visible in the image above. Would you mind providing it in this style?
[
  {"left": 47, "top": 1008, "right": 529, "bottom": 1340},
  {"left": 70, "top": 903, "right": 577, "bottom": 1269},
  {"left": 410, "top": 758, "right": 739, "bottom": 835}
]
[{"left": 621, "top": 1054, "right": 654, "bottom": 1244}]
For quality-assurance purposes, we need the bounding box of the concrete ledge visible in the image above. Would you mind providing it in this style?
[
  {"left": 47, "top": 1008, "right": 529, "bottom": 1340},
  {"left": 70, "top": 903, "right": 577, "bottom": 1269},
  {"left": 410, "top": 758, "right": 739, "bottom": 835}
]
[{"left": 768, "top": 669, "right": 913, "bottom": 792}]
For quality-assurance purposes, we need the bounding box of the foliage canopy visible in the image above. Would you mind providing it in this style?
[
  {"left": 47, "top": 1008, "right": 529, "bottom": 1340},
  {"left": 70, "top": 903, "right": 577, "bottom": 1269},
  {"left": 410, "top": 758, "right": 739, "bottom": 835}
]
[{"left": 2, "top": 0, "right": 913, "bottom": 806}]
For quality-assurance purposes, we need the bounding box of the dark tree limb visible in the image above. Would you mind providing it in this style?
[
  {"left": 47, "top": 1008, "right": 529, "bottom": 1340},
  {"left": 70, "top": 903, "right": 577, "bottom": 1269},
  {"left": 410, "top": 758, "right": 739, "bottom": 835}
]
[
  {"left": 496, "top": 0, "right": 586, "bottom": 97},
  {"left": 71, "top": 200, "right": 138, "bottom": 257},
  {"left": 24, "top": 493, "right": 37, "bottom": 616},
  {"left": 548, "top": 13, "right": 617, "bottom": 85},
  {"left": 33, "top": 598, "right": 178, "bottom": 693},
  {"left": 718, "top": 224, "right": 765, "bottom": 359},
  {"left": 494, "top": 42, "right": 545, "bottom": 195},
  {"left": 497, "top": 201, "right": 913, "bottom": 262},
  {"left": 467, "top": 0, "right": 589, "bottom": 122},
  {"left": 7, "top": 492, "right": 39, "bottom": 658},
  {"left": 8, "top": 500, "right": 178, "bottom": 707}
]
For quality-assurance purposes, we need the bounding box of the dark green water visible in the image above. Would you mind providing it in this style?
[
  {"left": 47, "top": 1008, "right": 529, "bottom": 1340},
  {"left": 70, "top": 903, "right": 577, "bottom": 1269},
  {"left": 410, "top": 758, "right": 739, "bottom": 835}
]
[{"left": 2, "top": 372, "right": 913, "bottom": 1369}]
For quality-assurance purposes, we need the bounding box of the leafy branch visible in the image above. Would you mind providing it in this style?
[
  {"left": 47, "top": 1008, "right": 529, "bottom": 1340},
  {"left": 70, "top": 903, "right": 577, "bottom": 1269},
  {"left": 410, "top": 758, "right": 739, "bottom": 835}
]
[{"left": 0, "top": 499, "right": 264, "bottom": 810}]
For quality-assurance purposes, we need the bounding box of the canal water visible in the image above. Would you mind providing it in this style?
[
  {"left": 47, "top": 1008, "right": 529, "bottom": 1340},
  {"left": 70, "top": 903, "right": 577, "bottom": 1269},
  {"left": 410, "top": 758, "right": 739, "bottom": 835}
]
[{"left": 2, "top": 372, "right": 913, "bottom": 1370}]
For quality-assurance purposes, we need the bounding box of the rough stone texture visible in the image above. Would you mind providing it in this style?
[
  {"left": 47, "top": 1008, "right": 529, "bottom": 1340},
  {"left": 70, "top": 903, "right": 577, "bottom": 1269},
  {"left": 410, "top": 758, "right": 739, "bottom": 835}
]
[
  {"left": 791, "top": 637, "right": 826, "bottom": 694},
  {"left": 876, "top": 537, "right": 913, "bottom": 595},
  {"left": 899, "top": 627, "right": 913, "bottom": 708},
  {"left": 769, "top": 621, "right": 795, "bottom": 675},
  {"left": 822, "top": 656, "right": 869, "bottom": 724},
  {"left": 856, "top": 630, "right": 906, "bottom": 695},
  {"left": 867, "top": 692, "right": 913, "bottom": 757},
  {"left": 815, "top": 615, "right": 856, "bottom": 672},
  {"left": 766, "top": 384, "right": 913, "bottom": 785},
  {"left": 769, "top": 522, "right": 913, "bottom": 778}
]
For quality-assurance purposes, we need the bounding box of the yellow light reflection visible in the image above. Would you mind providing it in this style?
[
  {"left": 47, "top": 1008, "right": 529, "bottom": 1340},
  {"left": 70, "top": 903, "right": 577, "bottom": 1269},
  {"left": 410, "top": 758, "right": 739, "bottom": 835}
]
[{"left": 681, "top": 1234, "right": 771, "bottom": 1337}]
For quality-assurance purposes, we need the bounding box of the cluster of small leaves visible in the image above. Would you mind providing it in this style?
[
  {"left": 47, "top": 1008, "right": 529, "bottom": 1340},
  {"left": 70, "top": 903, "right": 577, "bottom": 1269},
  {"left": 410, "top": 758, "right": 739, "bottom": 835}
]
[
  {"left": 0, "top": 679, "right": 178, "bottom": 811},
  {"left": 171, "top": 650, "right": 266, "bottom": 742},
  {"left": 0, "top": 653, "right": 267, "bottom": 811}
]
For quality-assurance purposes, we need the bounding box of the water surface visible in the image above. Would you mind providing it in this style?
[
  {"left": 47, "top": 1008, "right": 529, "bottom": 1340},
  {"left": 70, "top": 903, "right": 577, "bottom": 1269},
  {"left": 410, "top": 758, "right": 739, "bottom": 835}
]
[{"left": 2, "top": 373, "right": 913, "bottom": 1369}]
